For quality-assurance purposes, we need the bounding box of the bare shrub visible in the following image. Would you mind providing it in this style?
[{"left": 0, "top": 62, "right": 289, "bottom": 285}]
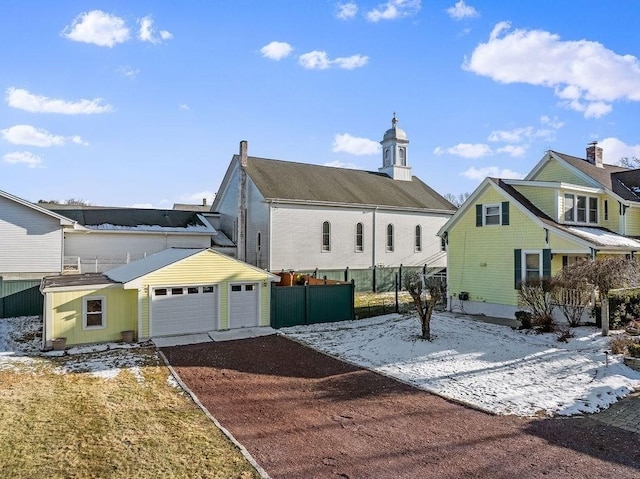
[
  {"left": 518, "top": 277, "right": 556, "bottom": 332},
  {"left": 403, "top": 271, "right": 446, "bottom": 340}
]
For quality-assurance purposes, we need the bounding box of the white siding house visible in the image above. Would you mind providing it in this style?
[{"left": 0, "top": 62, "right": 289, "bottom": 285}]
[
  {"left": 212, "top": 116, "right": 456, "bottom": 273},
  {"left": 0, "top": 190, "right": 75, "bottom": 280}
]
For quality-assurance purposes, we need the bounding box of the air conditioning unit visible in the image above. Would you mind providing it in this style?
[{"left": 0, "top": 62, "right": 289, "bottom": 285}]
[{"left": 458, "top": 292, "right": 469, "bottom": 301}]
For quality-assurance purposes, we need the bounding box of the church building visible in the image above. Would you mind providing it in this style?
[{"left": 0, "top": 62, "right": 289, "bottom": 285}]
[{"left": 211, "top": 116, "right": 456, "bottom": 273}]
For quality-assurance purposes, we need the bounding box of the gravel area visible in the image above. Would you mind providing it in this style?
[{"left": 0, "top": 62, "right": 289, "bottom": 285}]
[{"left": 162, "top": 335, "right": 640, "bottom": 479}]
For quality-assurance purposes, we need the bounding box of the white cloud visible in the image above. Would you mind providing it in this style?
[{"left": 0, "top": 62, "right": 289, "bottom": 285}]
[
  {"left": 446, "top": 1, "right": 478, "bottom": 20},
  {"left": 6, "top": 88, "right": 113, "bottom": 115},
  {"left": 461, "top": 166, "right": 524, "bottom": 181},
  {"left": 62, "top": 10, "right": 130, "bottom": 47},
  {"left": 332, "top": 133, "right": 380, "bottom": 155},
  {"left": 299, "top": 51, "right": 368, "bottom": 70},
  {"left": 260, "top": 41, "right": 294, "bottom": 60},
  {"left": 117, "top": 66, "right": 140, "bottom": 78},
  {"left": 299, "top": 51, "right": 331, "bottom": 70},
  {"left": 337, "top": 2, "right": 358, "bottom": 20},
  {"left": 333, "top": 54, "right": 369, "bottom": 70},
  {"left": 599, "top": 137, "right": 640, "bottom": 165},
  {"left": 127, "top": 203, "right": 154, "bottom": 209},
  {"left": 496, "top": 145, "right": 527, "bottom": 157},
  {"left": 138, "top": 15, "right": 172, "bottom": 44},
  {"left": 178, "top": 191, "right": 216, "bottom": 205},
  {"left": 539, "top": 115, "right": 564, "bottom": 129},
  {"left": 1, "top": 125, "right": 88, "bottom": 147},
  {"left": 179, "top": 104, "right": 190, "bottom": 111},
  {"left": 366, "top": 0, "right": 421, "bottom": 22},
  {"left": 3, "top": 151, "right": 43, "bottom": 168},
  {"left": 324, "top": 160, "right": 360, "bottom": 169},
  {"left": 464, "top": 22, "right": 640, "bottom": 118},
  {"left": 433, "top": 143, "right": 491, "bottom": 159}
]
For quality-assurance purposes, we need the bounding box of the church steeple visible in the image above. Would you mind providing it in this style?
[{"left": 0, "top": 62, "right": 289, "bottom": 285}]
[{"left": 379, "top": 113, "right": 412, "bottom": 181}]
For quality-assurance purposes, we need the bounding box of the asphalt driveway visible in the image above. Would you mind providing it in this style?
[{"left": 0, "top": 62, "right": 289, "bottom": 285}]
[{"left": 161, "top": 335, "right": 640, "bottom": 479}]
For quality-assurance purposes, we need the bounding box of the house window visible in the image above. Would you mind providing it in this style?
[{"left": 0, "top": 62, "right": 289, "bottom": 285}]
[
  {"left": 524, "top": 253, "right": 541, "bottom": 280},
  {"left": 171, "top": 287, "right": 183, "bottom": 295},
  {"left": 355, "top": 222, "right": 364, "bottom": 252},
  {"left": 154, "top": 288, "right": 167, "bottom": 296},
  {"left": 203, "top": 286, "right": 214, "bottom": 293},
  {"left": 231, "top": 285, "right": 242, "bottom": 292},
  {"left": 604, "top": 199, "right": 609, "bottom": 221},
  {"left": 415, "top": 225, "right": 422, "bottom": 252},
  {"left": 563, "top": 193, "right": 598, "bottom": 224},
  {"left": 187, "top": 287, "right": 198, "bottom": 294},
  {"left": 386, "top": 224, "right": 394, "bottom": 252},
  {"left": 484, "top": 204, "right": 501, "bottom": 226},
  {"left": 256, "top": 231, "right": 262, "bottom": 252},
  {"left": 441, "top": 236, "right": 446, "bottom": 251},
  {"left": 589, "top": 198, "right": 598, "bottom": 223},
  {"left": 564, "top": 194, "right": 575, "bottom": 221},
  {"left": 322, "top": 221, "right": 331, "bottom": 252},
  {"left": 399, "top": 147, "right": 406, "bottom": 165},
  {"left": 83, "top": 296, "right": 105, "bottom": 329}
]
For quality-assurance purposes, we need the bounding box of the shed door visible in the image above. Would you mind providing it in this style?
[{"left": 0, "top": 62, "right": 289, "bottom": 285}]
[
  {"left": 152, "top": 285, "right": 217, "bottom": 336},
  {"left": 229, "top": 283, "right": 259, "bottom": 328}
]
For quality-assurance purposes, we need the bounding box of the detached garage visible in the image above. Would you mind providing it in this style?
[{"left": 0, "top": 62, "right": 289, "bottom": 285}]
[{"left": 41, "top": 248, "right": 278, "bottom": 348}]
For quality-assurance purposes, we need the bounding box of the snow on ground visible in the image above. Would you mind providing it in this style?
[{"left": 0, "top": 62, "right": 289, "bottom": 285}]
[
  {"left": 281, "top": 312, "right": 640, "bottom": 417},
  {"left": 0, "top": 315, "right": 153, "bottom": 381}
]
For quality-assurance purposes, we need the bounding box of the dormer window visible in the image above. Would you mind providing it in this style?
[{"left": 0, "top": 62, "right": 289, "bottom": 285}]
[{"left": 563, "top": 193, "right": 598, "bottom": 224}]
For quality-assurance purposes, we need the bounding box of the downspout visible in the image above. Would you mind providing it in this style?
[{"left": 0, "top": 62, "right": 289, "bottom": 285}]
[
  {"left": 238, "top": 141, "right": 248, "bottom": 262},
  {"left": 372, "top": 206, "right": 378, "bottom": 268},
  {"left": 268, "top": 200, "right": 273, "bottom": 271}
]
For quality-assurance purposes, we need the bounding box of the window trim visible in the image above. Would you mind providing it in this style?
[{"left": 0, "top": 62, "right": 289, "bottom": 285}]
[
  {"left": 355, "top": 222, "right": 364, "bottom": 253},
  {"left": 563, "top": 192, "right": 598, "bottom": 225},
  {"left": 604, "top": 199, "right": 609, "bottom": 221},
  {"left": 321, "top": 221, "right": 331, "bottom": 252},
  {"left": 83, "top": 296, "right": 106, "bottom": 330},
  {"left": 522, "top": 250, "right": 542, "bottom": 282},
  {"left": 386, "top": 224, "right": 394, "bottom": 252},
  {"left": 483, "top": 203, "right": 501, "bottom": 226}
]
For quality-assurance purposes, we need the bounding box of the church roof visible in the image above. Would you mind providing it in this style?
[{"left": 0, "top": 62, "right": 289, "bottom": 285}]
[{"left": 240, "top": 156, "right": 456, "bottom": 212}]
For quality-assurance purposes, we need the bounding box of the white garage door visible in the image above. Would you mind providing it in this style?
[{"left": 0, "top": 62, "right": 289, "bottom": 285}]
[
  {"left": 152, "top": 285, "right": 217, "bottom": 336},
  {"left": 229, "top": 283, "right": 259, "bottom": 328}
]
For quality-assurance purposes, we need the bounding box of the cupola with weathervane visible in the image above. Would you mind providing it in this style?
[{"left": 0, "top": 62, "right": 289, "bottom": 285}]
[{"left": 379, "top": 113, "right": 412, "bottom": 181}]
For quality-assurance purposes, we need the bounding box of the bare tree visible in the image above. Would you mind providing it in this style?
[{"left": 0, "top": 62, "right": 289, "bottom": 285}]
[
  {"left": 618, "top": 157, "right": 640, "bottom": 169},
  {"left": 551, "top": 277, "right": 592, "bottom": 327},
  {"left": 443, "top": 192, "right": 470, "bottom": 208},
  {"left": 403, "top": 270, "right": 446, "bottom": 340},
  {"left": 561, "top": 256, "right": 640, "bottom": 335}
]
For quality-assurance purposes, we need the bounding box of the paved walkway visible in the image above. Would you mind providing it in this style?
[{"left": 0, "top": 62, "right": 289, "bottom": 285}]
[{"left": 591, "top": 389, "right": 640, "bottom": 434}]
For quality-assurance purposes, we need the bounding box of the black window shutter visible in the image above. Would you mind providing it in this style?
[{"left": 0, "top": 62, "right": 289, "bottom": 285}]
[
  {"left": 514, "top": 249, "right": 522, "bottom": 289},
  {"left": 476, "top": 204, "right": 483, "bottom": 227},
  {"left": 501, "top": 201, "right": 509, "bottom": 225},
  {"left": 543, "top": 249, "right": 552, "bottom": 277}
]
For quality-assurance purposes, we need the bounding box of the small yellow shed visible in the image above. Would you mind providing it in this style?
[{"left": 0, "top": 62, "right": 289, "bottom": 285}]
[{"left": 41, "top": 248, "right": 278, "bottom": 348}]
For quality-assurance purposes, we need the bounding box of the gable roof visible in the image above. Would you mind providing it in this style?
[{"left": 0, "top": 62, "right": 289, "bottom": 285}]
[
  {"left": 496, "top": 178, "right": 640, "bottom": 250},
  {"left": 439, "top": 177, "right": 640, "bottom": 251},
  {"left": 0, "top": 189, "right": 75, "bottom": 226},
  {"left": 105, "top": 248, "right": 206, "bottom": 283},
  {"left": 47, "top": 207, "right": 216, "bottom": 233},
  {"left": 240, "top": 155, "right": 456, "bottom": 212}
]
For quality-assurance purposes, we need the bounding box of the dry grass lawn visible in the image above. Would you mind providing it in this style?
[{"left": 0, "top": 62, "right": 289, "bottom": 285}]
[{"left": 0, "top": 347, "right": 259, "bottom": 479}]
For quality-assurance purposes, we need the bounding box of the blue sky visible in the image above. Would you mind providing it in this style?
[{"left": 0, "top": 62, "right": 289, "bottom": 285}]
[{"left": 2, "top": 1, "right": 640, "bottom": 208}]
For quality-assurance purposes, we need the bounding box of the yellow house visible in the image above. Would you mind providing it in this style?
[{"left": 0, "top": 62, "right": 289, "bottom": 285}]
[
  {"left": 41, "top": 248, "right": 279, "bottom": 348},
  {"left": 438, "top": 143, "right": 640, "bottom": 319}
]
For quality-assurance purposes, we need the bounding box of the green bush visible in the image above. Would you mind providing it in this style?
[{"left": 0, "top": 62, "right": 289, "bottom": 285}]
[
  {"left": 628, "top": 342, "right": 640, "bottom": 358},
  {"left": 593, "top": 288, "right": 640, "bottom": 330}
]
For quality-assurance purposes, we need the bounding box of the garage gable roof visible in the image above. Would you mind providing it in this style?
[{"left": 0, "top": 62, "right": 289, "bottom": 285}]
[{"left": 105, "top": 248, "right": 205, "bottom": 283}]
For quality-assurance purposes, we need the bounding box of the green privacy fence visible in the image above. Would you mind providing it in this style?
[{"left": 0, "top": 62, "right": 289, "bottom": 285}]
[
  {"left": 0, "top": 278, "right": 43, "bottom": 318},
  {"left": 271, "top": 282, "right": 355, "bottom": 329}
]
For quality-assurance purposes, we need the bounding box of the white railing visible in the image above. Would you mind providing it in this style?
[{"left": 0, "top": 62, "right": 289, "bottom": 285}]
[{"left": 63, "top": 253, "right": 148, "bottom": 274}]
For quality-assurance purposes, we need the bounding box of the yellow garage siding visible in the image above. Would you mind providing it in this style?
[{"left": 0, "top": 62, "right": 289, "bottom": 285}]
[
  {"left": 138, "top": 250, "right": 272, "bottom": 336},
  {"left": 511, "top": 185, "right": 557, "bottom": 218},
  {"left": 532, "top": 159, "right": 592, "bottom": 186},
  {"left": 51, "top": 287, "right": 137, "bottom": 345},
  {"left": 447, "top": 187, "right": 584, "bottom": 307}
]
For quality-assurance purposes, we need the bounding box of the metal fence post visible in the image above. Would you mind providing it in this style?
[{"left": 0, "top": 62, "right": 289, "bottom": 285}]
[
  {"left": 373, "top": 265, "right": 377, "bottom": 293},
  {"left": 395, "top": 273, "right": 399, "bottom": 313}
]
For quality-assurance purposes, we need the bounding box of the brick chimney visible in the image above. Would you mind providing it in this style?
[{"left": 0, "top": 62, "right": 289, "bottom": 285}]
[
  {"left": 237, "top": 140, "right": 248, "bottom": 261},
  {"left": 239, "top": 140, "right": 248, "bottom": 167},
  {"left": 586, "top": 141, "right": 603, "bottom": 168}
]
